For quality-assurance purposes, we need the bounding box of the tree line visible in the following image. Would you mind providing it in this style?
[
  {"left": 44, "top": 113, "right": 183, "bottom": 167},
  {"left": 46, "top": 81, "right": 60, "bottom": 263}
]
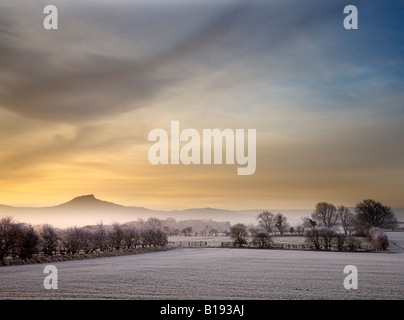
[
  {"left": 303, "top": 199, "right": 396, "bottom": 251},
  {"left": 229, "top": 199, "right": 398, "bottom": 251},
  {"left": 155, "top": 218, "right": 230, "bottom": 237},
  {"left": 1, "top": 198, "right": 398, "bottom": 261},
  {"left": 0, "top": 219, "right": 168, "bottom": 262}
]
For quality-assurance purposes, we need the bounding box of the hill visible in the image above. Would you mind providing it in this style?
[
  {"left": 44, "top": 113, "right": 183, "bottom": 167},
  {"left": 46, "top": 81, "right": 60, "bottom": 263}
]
[{"left": 0, "top": 195, "right": 261, "bottom": 227}]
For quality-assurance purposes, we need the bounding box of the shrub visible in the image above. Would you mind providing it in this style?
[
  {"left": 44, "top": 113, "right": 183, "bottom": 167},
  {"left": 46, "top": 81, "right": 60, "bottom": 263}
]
[
  {"left": 305, "top": 227, "right": 360, "bottom": 251},
  {"left": 318, "top": 228, "right": 336, "bottom": 250},
  {"left": 304, "top": 228, "right": 322, "bottom": 251},
  {"left": 368, "top": 227, "right": 389, "bottom": 250},
  {"left": 334, "top": 233, "right": 347, "bottom": 251},
  {"left": 230, "top": 224, "right": 249, "bottom": 247},
  {"left": 345, "top": 237, "right": 362, "bottom": 251},
  {"left": 252, "top": 229, "right": 272, "bottom": 248}
]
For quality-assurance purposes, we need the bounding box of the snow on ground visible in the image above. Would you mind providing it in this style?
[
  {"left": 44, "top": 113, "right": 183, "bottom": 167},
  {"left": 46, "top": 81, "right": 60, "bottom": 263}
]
[
  {"left": 1, "top": 243, "right": 403, "bottom": 300},
  {"left": 386, "top": 232, "right": 404, "bottom": 252}
]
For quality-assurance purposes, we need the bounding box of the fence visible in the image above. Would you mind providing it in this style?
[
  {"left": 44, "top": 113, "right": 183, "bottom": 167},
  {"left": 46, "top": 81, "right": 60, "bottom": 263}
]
[
  {"left": 169, "top": 241, "right": 210, "bottom": 247},
  {"left": 170, "top": 240, "right": 375, "bottom": 252},
  {"left": 219, "top": 242, "right": 310, "bottom": 250}
]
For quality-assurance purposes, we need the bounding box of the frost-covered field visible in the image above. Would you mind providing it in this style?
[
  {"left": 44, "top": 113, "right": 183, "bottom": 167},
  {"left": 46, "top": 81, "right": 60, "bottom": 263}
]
[
  {"left": 387, "top": 232, "right": 404, "bottom": 252},
  {"left": 1, "top": 241, "right": 403, "bottom": 300}
]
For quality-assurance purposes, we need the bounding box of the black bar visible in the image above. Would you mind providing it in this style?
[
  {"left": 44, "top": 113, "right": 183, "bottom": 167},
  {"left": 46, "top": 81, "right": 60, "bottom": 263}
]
[{"left": 0, "top": 300, "right": 401, "bottom": 319}]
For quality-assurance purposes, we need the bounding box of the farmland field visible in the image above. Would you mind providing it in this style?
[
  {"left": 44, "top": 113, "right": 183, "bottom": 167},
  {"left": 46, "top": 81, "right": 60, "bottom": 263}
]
[{"left": 0, "top": 233, "right": 403, "bottom": 300}]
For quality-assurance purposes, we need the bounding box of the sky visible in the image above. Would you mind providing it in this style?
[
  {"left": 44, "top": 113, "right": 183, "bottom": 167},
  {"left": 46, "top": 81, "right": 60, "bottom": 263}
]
[{"left": 0, "top": 0, "right": 403, "bottom": 213}]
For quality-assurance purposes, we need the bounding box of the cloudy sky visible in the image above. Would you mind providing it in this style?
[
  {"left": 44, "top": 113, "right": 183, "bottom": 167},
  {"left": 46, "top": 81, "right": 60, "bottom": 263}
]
[{"left": 0, "top": 0, "right": 403, "bottom": 212}]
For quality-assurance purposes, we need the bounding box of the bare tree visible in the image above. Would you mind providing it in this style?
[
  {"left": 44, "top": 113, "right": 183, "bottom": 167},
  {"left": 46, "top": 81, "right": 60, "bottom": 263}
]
[
  {"left": 139, "top": 226, "right": 167, "bottom": 247},
  {"left": 230, "top": 223, "right": 249, "bottom": 247},
  {"left": 141, "top": 227, "right": 154, "bottom": 247},
  {"left": 80, "top": 228, "right": 94, "bottom": 253},
  {"left": 311, "top": 202, "right": 338, "bottom": 229},
  {"left": 257, "top": 211, "right": 275, "bottom": 233},
  {"left": 1, "top": 219, "right": 40, "bottom": 260},
  {"left": 40, "top": 224, "right": 59, "bottom": 256},
  {"left": 274, "top": 213, "right": 290, "bottom": 235},
  {"left": 318, "top": 228, "right": 336, "bottom": 250},
  {"left": 110, "top": 223, "right": 125, "bottom": 250},
  {"left": 295, "top": 225, "right": 304, "bottom": 235},
  {"left": 146, "top": 217, "right": 162, "bottom": 228},
  {"left": 337, "top": 205, "right": 355, "bottom": 235},
  {"left": 209, "top": 228, "right": 219, "bottom": 236},
  {"left": 334, "top": 233, "right": 347, "bottom": 251},
  {"left": 305, "top": 227, "right": 344, "bottom": 251},
  {"left": 123, "top": 225, "right": 141, "bottom": 249},
  {"left": 181, "top": 226, "right": 193, "bottom": 236},
  {"left": 355, "top": 199, "right": 398, "bottom": 230},
  {"left": 170, "top": 228, "right": 180, "bottom": 237},
  {"left": 153, "top": 227, "right": 168, "bottom": 247},
  {"left": 304, "top": 228, "right": 322, "bottom": 251},
  {"left": 14, "top": 225, "right": 40, "bottom": 259},
  {"left": 92, "top": 221, "right": 108, "bottom": 251},
  {"left": 62, "top": 227, "right": 84, "bottom": 254},
  {"left": 252, "top": 229, "right": 272, "bottom": 248},
  {"left": 0, "top": 217, "right": 15, "bottom": 260},
  {"left": 7, "top": 223, "right": 24, "bottom": 258}
]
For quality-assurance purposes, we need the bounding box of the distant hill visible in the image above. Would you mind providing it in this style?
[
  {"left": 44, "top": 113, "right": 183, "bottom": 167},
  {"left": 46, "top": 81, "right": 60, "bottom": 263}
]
[
  {"left": 55, "top": 194, "right": 123, "bottom": 209},
  {"left": 0, "top": 195, "right": 262, "bottom": 227},
  {"left": 0, "top": 194, "right": 161, "bottom": 227}
]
